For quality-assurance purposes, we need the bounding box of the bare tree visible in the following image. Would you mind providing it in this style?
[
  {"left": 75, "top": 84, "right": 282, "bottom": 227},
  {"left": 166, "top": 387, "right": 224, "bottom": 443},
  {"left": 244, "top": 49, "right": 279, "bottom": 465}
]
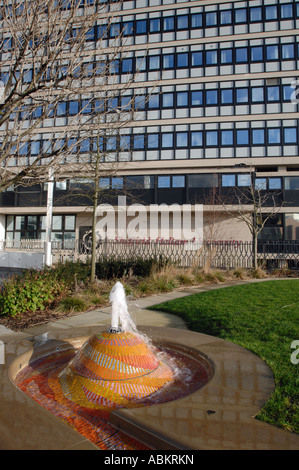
[
  {"left": 0, "top": 0, "right": 127, "bottom": 191},
  {"left": 220, "top": 172, "right": 283, "bottom": 269}
]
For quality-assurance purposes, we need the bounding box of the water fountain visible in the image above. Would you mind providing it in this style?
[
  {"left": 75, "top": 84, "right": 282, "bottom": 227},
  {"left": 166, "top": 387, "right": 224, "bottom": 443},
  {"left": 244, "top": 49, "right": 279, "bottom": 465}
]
[{"left": 12, "top": 281, "right": 211, "bottom": 449}]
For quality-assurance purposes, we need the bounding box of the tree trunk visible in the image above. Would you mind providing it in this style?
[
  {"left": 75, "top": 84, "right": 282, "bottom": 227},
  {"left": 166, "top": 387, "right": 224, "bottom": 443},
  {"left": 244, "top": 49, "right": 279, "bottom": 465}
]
[{"left": 253, "top": 232, "right": 258, "bottom": 270}]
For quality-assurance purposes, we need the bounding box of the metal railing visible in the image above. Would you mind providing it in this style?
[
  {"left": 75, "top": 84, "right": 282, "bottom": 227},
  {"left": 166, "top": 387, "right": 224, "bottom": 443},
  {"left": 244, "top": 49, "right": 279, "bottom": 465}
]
[{"left": 1, "top": 239, "right": 299, "bottom": 269}]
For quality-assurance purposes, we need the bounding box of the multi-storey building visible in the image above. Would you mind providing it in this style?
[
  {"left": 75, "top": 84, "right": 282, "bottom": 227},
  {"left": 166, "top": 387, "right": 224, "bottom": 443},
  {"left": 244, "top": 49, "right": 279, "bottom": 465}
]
[{"left": 1, "top": 0, "right": 299, "bottom": 258}]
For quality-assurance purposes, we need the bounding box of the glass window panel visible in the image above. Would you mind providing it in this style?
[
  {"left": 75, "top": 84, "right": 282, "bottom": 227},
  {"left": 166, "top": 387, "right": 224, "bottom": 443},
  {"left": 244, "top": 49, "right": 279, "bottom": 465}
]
[
  {"left": 191, "top": 131, "right": 203, "bottom": 147},
  {"left": 191, "top": 13, "right": 202, "bottom": 28},
  {"left": 163, "top": 54, "right": 174, "bottom": 69},
  {"left": 221, "top": 130, "right": 233, "bottom": 146},
  {"left": 110, "top": 23, "right": 120, "bottom": 38},
  {"left": 206, "top": 130, "right": 218, "bottom": 146},
  {"left": 285, "top": 177, "right": 299, "bottom": 190},
  {"left": 147, "top": 133, "right": 159, "bottom": 149},
  {"left": 123, "top": 21, "right": 134, "bottom": 36},
  {"left": 99, "top": 178, "right": 110, "bottom": 189},
  {"left": 281, "top": 4, "right": 293, "bottom": 19},
  {"left": 191, "top": 52, "right": 203, "bottom": 67},
  {"left": 172, "top": 175, "right": 185, "bottom": 188},
  {"left": 177, "top": 91, "right": 188, "bottom": 107},
  {"left": 250, "top": 7, "right": 262, "bottom": 22},
  {"left": 6, "top": 215, "right": 14, "bottom": 231},
  {"left": 255, "top": 178, "right": 267, "bottom": 190},
  {"left": 236, "top": 47, "right": 248, "bottom": 63},
  {"left": 220, "top": 49, "right": 233, "bottom": 64},
  {"left": 57, "top": 102, "right": 67, "bottom": 116},
  {"left": 136, "top": 57, "right": 146, "bottom": 72},
  {"left": 149, "top": 55, "right": 160, "bottom": 70},
  {"left": 189, "top": 174, "right": 218, "bottom": 188},
  {"left": 177, "top": 53, "right": 188, "bottom": 68},
  {"left": 158, "top": 176, "right": 170, "bottom": 188},
  {"left": 265, "top": 5, "right": 277, "bottom": 20},
  {"left": 206, "top": 90, "right": 218, "bottom": 105},
  {"left": 251, "top": 46, "right": 263, "bottom": 62},
  {"left": 163, "top": 17, "right": 174, "bottom": 31},
  {"left": 135, "top": 95, "right": 146, "bottom": 110},
  {"left": 148, "top": 94, "right": 159, "bottom": 108},
  {"left": 162, "top": 133, "right": 173, "bottom": 148},
  {"left": 235, "top": 8, "right": 247, "bottom": 23},
  {"left": 31, "top": 141, "right": 40, "bottom": 155},
  {"left": 222, "top": 174, "right": 236, "bottom": 187},
  {"left": 120, "top": 135, "right": 131, "bottom": 151},
  {"left": 176, "top": 132, "right": 188, "bottom": 147},
  {"left": 122, "top": 58, "right": 133, "bottom": 73},
  {"left": 285, "top": 213, "right": 299, "bottom": 240},
  {"left": 236, "top": 129, "right": 249, "bottom": 145},
  {"left": 284, "top": 127, "right": 297, "bottom": 144},
  {"left": 283, "top": 85, "right": 293, "bottom": 101},
  {"left": 65, "top": 215, "right": 75, "bottom": 230},
  {"left": 252, "top": 87, "right": 264, "bottom": 102},
  {"left": 126, "top": 176, "right": 146, "bottom": 189},
  {"left": 268, "top": 178, "right": 281, "bottom": 189},
  {"left": 206, "top": 50, "right": 217, "bottom": 65},
  {"left": 237, "top": 174, "right": 251, "bottom": 186},
  {"left": 221, "top": 89, "right": 233, "bottom": 104},
  {"left": 162, "top": 93, "right": 173, "bottom": 108},
  {"left": 220, "top": 10, "right": 232, "bottom": 24},
  {"left": 149, "top": 18, "right": 160, "bottom": 33},
  {"left": 252, "top": 129, "right": 265, "bottom": 145},
  {"left": 121, "top": 96, "right": 132, "bottom": 110},
  {"left": 268, "top": 128, "right": 281, "bottom": 144},
  {"left": 133, "top": 134, "right": 145, "bottom": 150},
  {"left": 19, "top": 142, "right": 29, "bottom": 155},
  {"left": 52, "top": 215, "right": 62, "bottom": 230},
  {"left": 282, "top": 44, "right": 295, "bottom": 59},
  {"left": 177, "top": 15, "right": 188, "bottom": 30},
  {"left": 267, "top": 86, "right": 280, "bottom": 101},
  {"left": 69, "top": 101, "right": 79, "bottom": 115},
  {"left": 206, "top": 12, "right": 217, "bottom": 26},
  {"left": 191, "top": 91, "right": 203, "bottom": 106},
  {"left": 136, "top": 20, "right": 147, "bottom": 34},
  {"left": 112, "top": 177, "right": 123, "bottom": 189},
  {"left": 266, "top": 45, "right": 279, "bottom": 60}
]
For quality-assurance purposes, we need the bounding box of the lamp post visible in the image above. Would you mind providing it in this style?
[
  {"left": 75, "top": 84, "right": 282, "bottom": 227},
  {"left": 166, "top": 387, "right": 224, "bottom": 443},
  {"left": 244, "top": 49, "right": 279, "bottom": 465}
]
[{"left": 44, "top": 167, "right": 54, "bottom": 267}]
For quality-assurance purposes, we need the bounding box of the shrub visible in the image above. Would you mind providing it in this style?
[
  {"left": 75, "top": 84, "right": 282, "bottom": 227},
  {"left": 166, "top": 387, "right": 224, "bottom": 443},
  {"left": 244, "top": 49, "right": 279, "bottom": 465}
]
[
  {"left": 0, "top": 269, "right": 67, "bottom": 317},
  {"left": 95, "top": 256, "right": 167, "bottom": 279}
]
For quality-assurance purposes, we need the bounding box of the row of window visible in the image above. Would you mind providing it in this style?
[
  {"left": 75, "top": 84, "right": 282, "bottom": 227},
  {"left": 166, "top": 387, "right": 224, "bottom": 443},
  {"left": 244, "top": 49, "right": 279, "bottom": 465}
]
[
  {"left": 12, "top": 126, "right": 299, "bottom": 157},
  {"left": 108, "top": 3, "right": 299, "bottom": 39}
]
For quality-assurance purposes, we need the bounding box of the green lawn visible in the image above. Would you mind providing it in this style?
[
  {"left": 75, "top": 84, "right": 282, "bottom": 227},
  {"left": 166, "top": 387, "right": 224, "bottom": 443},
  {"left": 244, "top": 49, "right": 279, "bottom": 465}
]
[{"left": 149, "top": 279, "right": 299, "bottom": 433}]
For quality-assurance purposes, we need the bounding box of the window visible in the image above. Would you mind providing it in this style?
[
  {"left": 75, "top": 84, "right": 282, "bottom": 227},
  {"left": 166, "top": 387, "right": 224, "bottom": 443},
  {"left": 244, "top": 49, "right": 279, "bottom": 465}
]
[
  {"left": 120, "top": 135, "right": 131, "bottom": 151},
  {"left": 267, "top": 86, "right": 280, "bottom": 102},
  {"left": 177, "top": 53, "right": 188, "bottom": 68},
  {"left": 189, "top": 174, "right": 218, "bottom": 188},
  {"left": 221, "top": 89, "right": 233, "bottom": 104},
  {"left": 111, "top": 177, "right": 123, "bottom": 189},
  {"left": 268, "top": 178, "right": 281, "bottom": 189},
  {"left": 191, "top": 13, "right": 202, "bottom": 28},
  {"left": 235, "top": 47, "right": 248, "bottom": 63},
  {"left": 221, "top": 49, "right": 233, "bottom": 64},
  {"left": 235, "top": 8, "right": 247, "bottom": 23},
  {"left": 255, "top": 177, "right": 267, "bottom": 190},
  {"left": 177, "top": 15, "right": 188, "bottom": 30},
  {"left": 281, "top": 4, "right": 293, "bottom": 19},
  {"left": 191, "top": 91, "right": 203, "bottom": 106},
  {"left": 265, "top": 5, "right": 277, "bottom": 20},
  {"left": 122, "top": 58, "right": 133, "bottom": 73},
  {"left": 158, "top": 176, "right": 170, "bottom": 188},
  {"left": 220, "top": 10, "right": 232, "bottom": 25},
  {"left": 206, "top": 90, "right": 218, "bottom": 105},
  {"left": 148, "top": 94, "right": 159, "bottom": 109},
  {"left": 252, "top": 129, "right": 265, "bottom": 145},
  {"left": 172, "top": 176, "right": 185, "bottom": 188},
  {"left": 236, "top": 88, "right": 249, "bottom": 103},
  {"left": 221, "top": 130, "right": 233, "bottom": 146},
  {"left": 266, "top": 45, "right": 279, "bottom": 61},
  {"left": 31, "top": 141, "right": 40, "bottom": 155},
  {"left": 206, "top": 50, "right": 217, "bottom": 65},
  {"left": 177, "top": 92, "right": 188, "bottom": 107},
  {"left": 284, "top": 127, "right": 297, "bottom": 144},
  {"left": 285, "top": 177, "right": 299, "bottom": 190},
  {"left": 136, "top": 20, "right": 147, "bottom": 35},
  {"left": 206, "top": 12, "right": 217, "bottom": 27},
  {"left": 191, "top": 131, "right": 203, "bottom": 147},
  {"left": 123, "top": 21, "right": 134, "bottom": 36},
  {"left": 252, "top": 87, "right": 264, "bottom": 103},
  {"left": 163, "top": 17, "right": 174, "bottom": 31},
  {"left": 237, "top": 174, "right": 251, "bottom": 186},
  {"left": 133, "top": 134, "right": 145, "bottom": 150},
  {"left": 69, "top": 101, "right": 79, "bottom": 115},
  {"left": 236, "top": 129, "right": 249, "bottom": 146},
  {"left": 251, "top": 46, "right": 263, "bottom": 62},
  {"left": 283, "top": 85, "right": 293, "bottom": 101},
  {"left": 282, "top": 44, "right": 295, "bottom": 60},
  {"left": 163, "top": 54, "right": 174, "bottom": 69},
  {"left": 206, "top": 130, "right": 218, "bottom": 147},
  {"left": 268, "top": 128, "right": 281, "bottom": 144},
  {"left": 162, "top": 93, "right": 174, "bottom": 108},
  {"left": 162, "top": 133, "right": 173, "bottom": 148},
  {"left": 149, "top": 55, "right": 160, "bottom": 70},
  {"left": 250, "top": 7, "right": 262, "bottom": 22},
  {"left": 147, "top": 133, "right": 159, "bottom": 149},
  {"left": 191, "top": 52, "right": 203, "bottom": 67},
  {"left": 176, "top": 132, "right": 188, "bottom": 148},
  {"left": 222, "top": 174, "right": 235, "bottom": 187},
  {"left": 149, "top": 18, "right": 160, "bottom": 33}
]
